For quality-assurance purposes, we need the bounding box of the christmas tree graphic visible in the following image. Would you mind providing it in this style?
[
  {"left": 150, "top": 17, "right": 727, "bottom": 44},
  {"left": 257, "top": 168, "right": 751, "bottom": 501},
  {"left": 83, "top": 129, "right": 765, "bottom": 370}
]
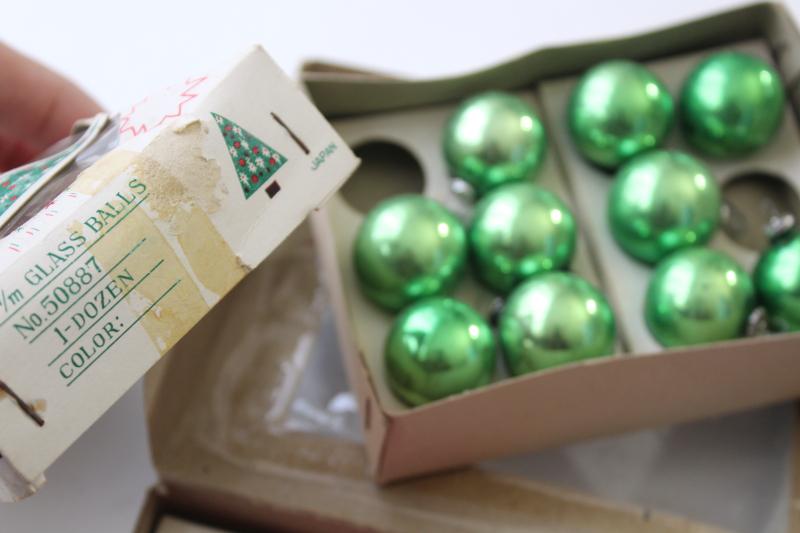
[{"left": 212, "top": 112, "right": 287, "bottom": 199}]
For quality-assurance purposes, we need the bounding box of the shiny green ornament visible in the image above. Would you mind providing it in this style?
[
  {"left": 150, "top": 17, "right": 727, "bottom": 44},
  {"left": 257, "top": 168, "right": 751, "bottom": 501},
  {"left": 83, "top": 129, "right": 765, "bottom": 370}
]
[
  {"left": 443, "top": 91, "right": 547, "bottom": 196},
  {"left": 645, "top": 248, "right": 755, "bottom": 347},
  {"left": 469, "top": 182, "right": 576, "bottom": 294},
  {"left": 680, "top": 51, "right": 785, "bottom": 156},
  {"left": 499, "top": 272, "right": 616, "bottom": 375},
  {"left": 754, "top": 231, "right": 800, "bottom": 332},
  {"left": 385, "top": 297, "right": 496, "bottom": 406},
  {"left": 354, "top": 195, "right": 467, "bottom": 311},
  {"left": 608, "top": 150, "right": 721, "bottom": 264},
  {"left": 568, "top": 60, "right": 674, "bottom": 169}
]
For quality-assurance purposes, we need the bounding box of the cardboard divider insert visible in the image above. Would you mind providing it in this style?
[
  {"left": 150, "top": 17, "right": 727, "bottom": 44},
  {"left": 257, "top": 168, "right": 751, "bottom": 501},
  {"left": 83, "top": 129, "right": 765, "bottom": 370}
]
[
  {"left": 540, "top": 39, "right": 800, "bottom": 352},
  {"left": 142, "top": 221, "right": 728, "bottom": 532},
  {"left": 308, "top": 5, "right": 800, "bottom": 483}
]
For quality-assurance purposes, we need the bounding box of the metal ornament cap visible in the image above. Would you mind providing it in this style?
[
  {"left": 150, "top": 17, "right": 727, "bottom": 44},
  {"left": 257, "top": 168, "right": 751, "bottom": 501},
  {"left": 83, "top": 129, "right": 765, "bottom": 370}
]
[
  {"left": 680, "top": 51, "right": 785, "bottom": 156},
  {"left": 645, "top": 247, "right": 756, "bottom": 347},
  {"left": 469, "top": 182, "right": 577, "bottom": 294},
  {"left": 568, "top": 60, "right": 674, "bottom": 169},
  {"left": 443, "top": 91, "right": 547, "bottom": 197},
  {"left": 499, "top": 272, "right": 616, "bottom": 376},
  {"left": 608, "top": 150, "right": 721, "bottom": 264},
  {"left": 385, "top": 297, "right": 496, "bottom": 406},
  {"left": 353, "top": 194, "right": 467, "bottom": 311}
]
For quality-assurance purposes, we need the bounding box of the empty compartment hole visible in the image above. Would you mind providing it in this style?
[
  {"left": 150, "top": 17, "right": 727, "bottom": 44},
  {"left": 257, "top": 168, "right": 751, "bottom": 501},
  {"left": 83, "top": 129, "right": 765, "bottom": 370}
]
[
  {"left": 340, "top": 141, "right": 425, "bottom": 214},
  {"left": 721, "top": 171, "right": 800, "bottom": 251}
]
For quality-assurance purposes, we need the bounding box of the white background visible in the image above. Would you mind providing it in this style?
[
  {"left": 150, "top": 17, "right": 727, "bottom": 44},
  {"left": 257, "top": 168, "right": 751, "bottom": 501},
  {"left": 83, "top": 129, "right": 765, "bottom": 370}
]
[{"left": 1, "top": 1, "right": 800, "bottom": 531}]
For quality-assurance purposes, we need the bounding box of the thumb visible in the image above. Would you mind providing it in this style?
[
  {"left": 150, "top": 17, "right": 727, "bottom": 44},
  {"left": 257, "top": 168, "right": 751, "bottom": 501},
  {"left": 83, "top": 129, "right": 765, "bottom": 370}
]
[{"left": 0, "top": 43, "right": 102, "bottom": 170}]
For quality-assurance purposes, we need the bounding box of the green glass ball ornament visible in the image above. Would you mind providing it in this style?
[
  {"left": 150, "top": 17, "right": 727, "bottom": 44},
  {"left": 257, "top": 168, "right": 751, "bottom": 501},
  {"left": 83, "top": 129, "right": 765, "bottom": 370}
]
[
  {"left": 385, "top": 297, "right": 496, "bottom": 406},
  {"left": 754, "top": 231, "right": 800, "bottom": 332},
  {"left": 443, "top": 91, "right": 547, "bottom": 196},
  {"left": 353, "top": 195, "right": 467, "bottom": 311},
  {"left": 568, "top": 60, "right": 674, "bottom": 169},
  {"left": 608, "top": 150, "right": 721, "bottom": 264},
  {"left": 469, "top": 182, "right": 576, "bottom": 294},
  {"left": 499, "top": 272, "right": 616, "bottom": 375},
  {"left": 680, "top": 51, "right": 785, "bottom": 156},
  {"left": 645, "top": 248, "right": 755, "bottom": 347}
]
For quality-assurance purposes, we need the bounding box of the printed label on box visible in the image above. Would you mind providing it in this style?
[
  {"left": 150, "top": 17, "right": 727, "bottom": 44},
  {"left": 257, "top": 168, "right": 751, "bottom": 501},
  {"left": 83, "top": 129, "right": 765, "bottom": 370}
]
[{"left": 0, "top": 46, "right": 358, "bottom": 501}]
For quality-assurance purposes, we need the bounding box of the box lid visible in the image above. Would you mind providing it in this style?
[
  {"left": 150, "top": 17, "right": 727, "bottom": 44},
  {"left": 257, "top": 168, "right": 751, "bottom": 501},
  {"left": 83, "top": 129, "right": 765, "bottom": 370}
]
[{"left": 0, "top": 45, "right": 358, "bottom": 501}]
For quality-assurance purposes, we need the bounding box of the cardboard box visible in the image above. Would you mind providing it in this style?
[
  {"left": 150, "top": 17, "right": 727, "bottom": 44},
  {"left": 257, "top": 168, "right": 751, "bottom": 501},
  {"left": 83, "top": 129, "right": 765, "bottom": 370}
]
[
  {"left": 0, "top": 46, "right": 359, "bottom": 501},
  {"left": 305, "top": 2, "right": 800, "bottom": 483},
  {"left": 135, "top": 230, "right": 729, "bottom": 532}
]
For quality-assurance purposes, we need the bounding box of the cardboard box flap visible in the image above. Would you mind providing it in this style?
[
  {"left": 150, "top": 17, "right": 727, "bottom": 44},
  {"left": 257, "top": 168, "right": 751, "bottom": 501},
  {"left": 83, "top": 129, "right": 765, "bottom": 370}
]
[
  {"left": 302, "top": 2, "right": 800, "bottom": 118},
  {"left": 300, "top": 60, "right": 401, "bottom": 81},
  {"left": 0, "top": 45, "right": 358, "bottom": 501}
]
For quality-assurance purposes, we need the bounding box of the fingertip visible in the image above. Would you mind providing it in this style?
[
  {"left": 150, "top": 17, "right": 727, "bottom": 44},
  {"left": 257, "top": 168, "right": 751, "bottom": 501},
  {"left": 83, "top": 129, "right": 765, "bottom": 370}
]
[{"left": 0, "top": 43, "right": 103, "bottom": 155}]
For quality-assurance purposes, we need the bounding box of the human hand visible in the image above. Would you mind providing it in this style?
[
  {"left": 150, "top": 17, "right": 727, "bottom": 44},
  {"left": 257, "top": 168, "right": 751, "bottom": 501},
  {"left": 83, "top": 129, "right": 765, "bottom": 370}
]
[{"left": 0, "top": 43, "right": 101, "bottom": 172}]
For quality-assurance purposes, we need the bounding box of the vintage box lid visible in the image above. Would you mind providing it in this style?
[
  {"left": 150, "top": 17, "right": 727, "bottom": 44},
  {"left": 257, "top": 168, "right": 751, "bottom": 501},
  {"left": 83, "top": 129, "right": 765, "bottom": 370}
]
[{"left": 0, "top": 45, "right": 359, "bottom": 501}]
